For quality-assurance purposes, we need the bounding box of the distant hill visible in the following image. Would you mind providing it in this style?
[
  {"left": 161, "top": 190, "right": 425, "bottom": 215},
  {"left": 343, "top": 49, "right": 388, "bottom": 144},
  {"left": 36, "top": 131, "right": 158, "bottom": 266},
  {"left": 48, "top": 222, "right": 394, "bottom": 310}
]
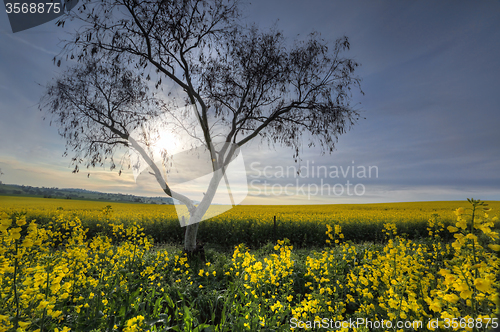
[{"left": 0, "top": 183, "right": 174, "bottom": 205}]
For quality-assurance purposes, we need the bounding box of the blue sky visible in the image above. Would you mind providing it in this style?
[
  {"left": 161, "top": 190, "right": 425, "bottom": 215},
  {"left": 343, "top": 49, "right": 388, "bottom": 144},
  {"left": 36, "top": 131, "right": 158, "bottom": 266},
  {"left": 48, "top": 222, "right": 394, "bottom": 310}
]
[{"left": 0, "top": 0, "right": 499, "bottom": 204}]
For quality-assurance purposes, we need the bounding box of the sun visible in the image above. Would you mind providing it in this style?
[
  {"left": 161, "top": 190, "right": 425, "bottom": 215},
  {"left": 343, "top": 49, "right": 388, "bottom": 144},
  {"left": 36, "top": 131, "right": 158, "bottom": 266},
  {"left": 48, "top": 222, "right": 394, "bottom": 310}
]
[{"left": 154, "top": 130, "right": 180, "bottom": 157}]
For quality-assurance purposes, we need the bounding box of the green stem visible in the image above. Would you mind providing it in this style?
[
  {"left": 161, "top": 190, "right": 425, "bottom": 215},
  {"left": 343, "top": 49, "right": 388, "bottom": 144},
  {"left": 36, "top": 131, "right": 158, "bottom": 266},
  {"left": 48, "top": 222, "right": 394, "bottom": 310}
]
[
  {"left": 41, "top": 266, "right": 51, "bottom": 332},
  {"left": 13, "top": 241, "right": 20, "bottom": 329}
]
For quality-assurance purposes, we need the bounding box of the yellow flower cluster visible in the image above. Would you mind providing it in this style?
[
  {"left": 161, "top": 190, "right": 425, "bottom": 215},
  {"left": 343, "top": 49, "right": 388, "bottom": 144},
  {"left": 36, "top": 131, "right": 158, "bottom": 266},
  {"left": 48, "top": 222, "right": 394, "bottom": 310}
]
[
  {"left": 0, "top": 211, "right": 168, "bottom": 331},
  {"left": 123, "top": 315, "right": 145, "bottom": 332},
  {"left": 298, "top": 200, "right": 499, "bottom": 331},
  {"left": 3, "top": 196, "right": 499, "bottom": 247},
  {"left": 0, "top": 197, "right": 498, "bottom": 331},
  {"left": 325, "top": 223, "right": 344, "bottom": 245}
]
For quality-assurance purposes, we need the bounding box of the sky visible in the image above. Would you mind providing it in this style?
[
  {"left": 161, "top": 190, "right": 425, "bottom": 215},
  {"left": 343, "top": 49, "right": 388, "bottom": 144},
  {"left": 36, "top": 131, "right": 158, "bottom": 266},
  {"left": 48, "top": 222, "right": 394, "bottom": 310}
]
[{"left": 0, "top": 0, "right": 499, "bottom": 205}]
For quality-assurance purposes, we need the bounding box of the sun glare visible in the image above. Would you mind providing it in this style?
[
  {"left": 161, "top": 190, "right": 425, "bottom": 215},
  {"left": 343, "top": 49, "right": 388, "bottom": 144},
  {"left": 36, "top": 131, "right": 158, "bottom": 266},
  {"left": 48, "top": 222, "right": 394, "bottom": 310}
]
[{"left": 154, "top": 131, "right": 180, "bottom": 157}]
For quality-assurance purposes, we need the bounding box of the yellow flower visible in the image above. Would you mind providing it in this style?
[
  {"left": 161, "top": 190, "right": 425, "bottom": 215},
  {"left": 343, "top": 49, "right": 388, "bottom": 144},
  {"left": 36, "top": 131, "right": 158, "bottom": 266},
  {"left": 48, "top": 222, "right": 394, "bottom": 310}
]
[
  {"left": 429, "top": 299, "right": 442, "bottom": 312},
  {"left": 37, "top": 300, "right": 50, "bottom": 310},
  {"left": 18, "top": 322, "right": 31, "bottom": 329},
  {"left": 456, "top": 219, "right": 467, "bottom": 230},
  {"left": 10, "top": 227, "right": 22, "bottom": 240},
  {"left": 16, "top": 217, "right": 27, "bottom": 226},
  {"left": 465, "top": 233, "right": 477, "bottom": 241},
  {"left": 0, "top": 218, "right": 12, "bottom": 232},
  {"left": 54, "top": 328, "right": 71, "bottom": 332},
  {"left": 488, "top": 244, "right": 500, "bottom": 251},
  {"left": 460, "top": 289, "right": 473, "bottom": 299},
  {"left": 474, "top": 278, "right": 493, "bottom": 293},
  {"left": 443, "top": 293, "right": 459, "bottom": 304},
  {"left": 49, "top": 310, "right": 63, "bottom": 319}
]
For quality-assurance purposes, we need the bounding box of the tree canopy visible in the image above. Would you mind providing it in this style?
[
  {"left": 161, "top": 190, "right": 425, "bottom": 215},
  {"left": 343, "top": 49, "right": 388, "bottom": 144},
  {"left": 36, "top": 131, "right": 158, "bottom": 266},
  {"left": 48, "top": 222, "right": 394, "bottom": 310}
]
[{"left": 41, "top": 0, "right": 364, "bottom": 251}]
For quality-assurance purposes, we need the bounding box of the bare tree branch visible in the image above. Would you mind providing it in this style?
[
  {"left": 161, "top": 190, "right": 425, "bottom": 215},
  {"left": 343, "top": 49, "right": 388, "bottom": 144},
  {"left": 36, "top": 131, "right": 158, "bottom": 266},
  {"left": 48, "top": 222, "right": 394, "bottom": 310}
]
[{"left": 43, "top": 0, "right": 363, "bottom": 252}]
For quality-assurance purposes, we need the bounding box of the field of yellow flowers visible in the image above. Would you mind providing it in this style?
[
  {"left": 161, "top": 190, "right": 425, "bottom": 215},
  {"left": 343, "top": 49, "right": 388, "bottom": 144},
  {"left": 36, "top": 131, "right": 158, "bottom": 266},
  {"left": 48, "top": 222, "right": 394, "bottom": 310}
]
[
  {"left": 0, "top": 196, "right": 499, "bottom": 331},
  {"left": 2, "top": 196, "right": 498, "bottom": 248}
]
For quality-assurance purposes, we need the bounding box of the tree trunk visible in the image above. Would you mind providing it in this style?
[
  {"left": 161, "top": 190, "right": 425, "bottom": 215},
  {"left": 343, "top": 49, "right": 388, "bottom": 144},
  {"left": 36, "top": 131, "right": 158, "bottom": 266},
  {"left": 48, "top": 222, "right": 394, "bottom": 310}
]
[
  {"left": 184, "top": 222, "right": 200, "bottom": 252},
  {"left": 182, "top": 166, "right": 226, "bottom": 252}
]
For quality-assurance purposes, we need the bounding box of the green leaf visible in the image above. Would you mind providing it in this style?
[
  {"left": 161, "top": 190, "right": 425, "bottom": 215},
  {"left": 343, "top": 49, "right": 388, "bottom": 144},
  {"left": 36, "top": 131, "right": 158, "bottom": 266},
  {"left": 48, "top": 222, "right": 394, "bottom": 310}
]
[
  {"left": 193, "top": 323, "right": 213, "bottom": 332},
  {"left": 146, "top": 317, "right": 167, "bottom": 326},
  {"left": 153, "top": 297, "right": 162, "bottom": 315},
  {"left": 165, "top": 295, "right": 175, "bottom": 308}
]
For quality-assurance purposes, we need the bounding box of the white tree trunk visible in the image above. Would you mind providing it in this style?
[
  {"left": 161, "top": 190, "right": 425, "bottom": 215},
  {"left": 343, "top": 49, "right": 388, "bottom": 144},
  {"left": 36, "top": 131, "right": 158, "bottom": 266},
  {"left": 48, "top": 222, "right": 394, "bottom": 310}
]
[
  {"left": 183, "top": 165, "right": 225, "bottom": 252},
  {"left": 129, "top": 134, "right": 238, "bottom": 253},
  {"left": 184, "top": 222, "right": 200, "bottom": 252}
]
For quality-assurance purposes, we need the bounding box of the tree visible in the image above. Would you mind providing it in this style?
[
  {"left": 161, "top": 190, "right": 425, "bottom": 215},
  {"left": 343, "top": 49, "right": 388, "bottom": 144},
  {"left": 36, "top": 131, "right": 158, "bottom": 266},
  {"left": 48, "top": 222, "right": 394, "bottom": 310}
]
[{"left": 40, "top": 0, "right": 363, "bottom": 252}]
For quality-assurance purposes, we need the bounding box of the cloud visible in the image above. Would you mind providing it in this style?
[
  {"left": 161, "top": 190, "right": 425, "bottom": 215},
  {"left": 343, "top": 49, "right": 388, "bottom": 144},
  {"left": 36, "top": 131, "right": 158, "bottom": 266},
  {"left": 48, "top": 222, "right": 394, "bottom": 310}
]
[
  {"left": 1, "top": 32, "right": 58, "bottom": 56},
  {"left": 1, "top": 0, "right": 499, "bottom": 204}
]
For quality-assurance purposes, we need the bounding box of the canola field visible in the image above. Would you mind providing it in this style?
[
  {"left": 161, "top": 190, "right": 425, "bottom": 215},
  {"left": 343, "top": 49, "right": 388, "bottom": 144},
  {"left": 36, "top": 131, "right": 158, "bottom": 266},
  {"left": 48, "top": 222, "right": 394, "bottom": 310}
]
[
  {"left": 2, "top": 196, "right": 499, "bottom": 248},
  {"left": 0, "top": 196, "right": 499, "bottom": 331}
]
